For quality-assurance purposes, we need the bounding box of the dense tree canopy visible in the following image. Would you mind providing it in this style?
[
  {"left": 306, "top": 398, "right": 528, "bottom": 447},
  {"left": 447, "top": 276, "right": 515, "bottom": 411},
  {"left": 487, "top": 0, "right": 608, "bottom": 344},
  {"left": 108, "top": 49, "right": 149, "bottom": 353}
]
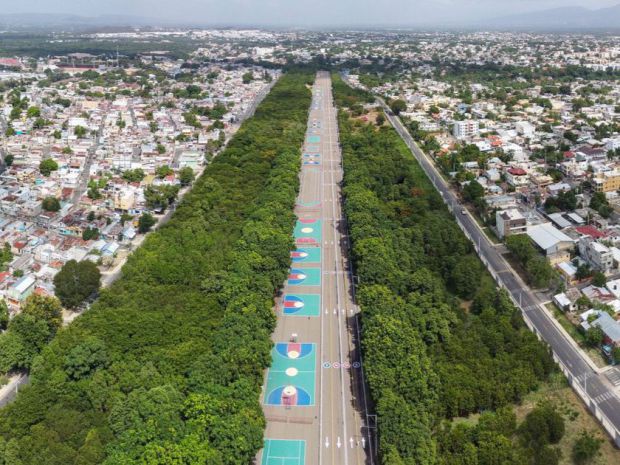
[{"left": 334, "top": 74, "right": 554, "bottom": 465}]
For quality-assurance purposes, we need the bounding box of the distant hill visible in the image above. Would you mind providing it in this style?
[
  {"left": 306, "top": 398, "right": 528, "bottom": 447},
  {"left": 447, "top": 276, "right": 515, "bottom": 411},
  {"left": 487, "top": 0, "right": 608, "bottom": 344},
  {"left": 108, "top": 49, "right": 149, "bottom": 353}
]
[
  {"left": 487, "top": 4, "right": 620, "bottom": 30},
  {"left": 0, "top": 13, "right": 169, "bottom": 30}
]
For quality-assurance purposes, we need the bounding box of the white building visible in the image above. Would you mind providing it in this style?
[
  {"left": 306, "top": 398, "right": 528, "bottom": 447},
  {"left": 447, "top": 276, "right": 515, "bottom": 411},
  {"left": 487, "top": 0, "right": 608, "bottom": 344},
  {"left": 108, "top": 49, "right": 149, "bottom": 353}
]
[
  {"left": 496, "top": 209, "right": 527, "bottom": 239},
  {"left": 453, "top": 120, "right": 479, "bottom": 139},
  {"left": 578, "top": 236, "right": 614, "bottom": 274},
  {"left": 516, "top": 121, "right": 535, "bottom": 137}
]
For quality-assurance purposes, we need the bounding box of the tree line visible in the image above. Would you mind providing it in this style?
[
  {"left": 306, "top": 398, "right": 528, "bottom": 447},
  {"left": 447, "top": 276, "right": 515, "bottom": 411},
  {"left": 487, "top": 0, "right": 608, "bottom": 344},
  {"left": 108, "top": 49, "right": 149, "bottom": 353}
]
[
  {"left": 333, "top": 74, "right": 556, "bottom": 465},
  {"left": 0, "top": 72, "right": 313, "bottom": 464}
]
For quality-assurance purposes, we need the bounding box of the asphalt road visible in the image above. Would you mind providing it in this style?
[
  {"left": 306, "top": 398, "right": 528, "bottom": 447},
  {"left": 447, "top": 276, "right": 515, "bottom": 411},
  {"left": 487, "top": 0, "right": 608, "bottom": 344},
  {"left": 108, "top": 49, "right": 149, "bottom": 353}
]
[
  {"left": 379, "top": 98, "right": 620, "bottom": 446},
  {"left": 260, "top": 72, "right": 374, "bottom": 465}
]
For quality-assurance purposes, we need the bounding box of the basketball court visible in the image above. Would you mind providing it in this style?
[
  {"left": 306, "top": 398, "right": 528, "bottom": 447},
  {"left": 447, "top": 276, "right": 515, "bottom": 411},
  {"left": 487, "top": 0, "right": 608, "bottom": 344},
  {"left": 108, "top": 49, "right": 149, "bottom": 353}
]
[
  {"left": 294, "top": 219, "right": 322, "bottom": 245},
  {"left": 265, "top": 342, "right": 316, "bottom": 406},
  {"left": 287, "top": 268, "right": 321, "bottom": 286},
  {"left": 282, "top": 294, "right": 321, "bottom": 317},
  {"left": 291, "top": 248, "right": 321, "bottom": 264}
]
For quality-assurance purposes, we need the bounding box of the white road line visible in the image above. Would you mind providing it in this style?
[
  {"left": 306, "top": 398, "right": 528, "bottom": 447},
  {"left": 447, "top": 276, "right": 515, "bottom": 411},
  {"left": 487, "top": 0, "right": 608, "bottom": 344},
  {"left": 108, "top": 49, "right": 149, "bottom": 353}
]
[{"left": 327, "top": 75, "right": 349, "bottom": 465}]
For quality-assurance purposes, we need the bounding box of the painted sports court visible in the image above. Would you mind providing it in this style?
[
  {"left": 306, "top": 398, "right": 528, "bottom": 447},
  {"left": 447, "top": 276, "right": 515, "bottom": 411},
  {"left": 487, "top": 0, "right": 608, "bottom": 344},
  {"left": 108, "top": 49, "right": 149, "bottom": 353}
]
[
  {"left": 265, "top": 342, "right": 316, "bottom": 406},
  {"left": 291, "top": 247, "right": 321, "bottom": 264},
  {"left": 261, "top": 439, "right": 306, "bottom": 465},
  {"left": 287, "top": 268, "right": 321, "bottom": 286},
  {"left": 294, "top": 219, "right": 322, "bottom": 245},
  {"left": 282, "top": 294, "right": 321, "bottom": 317}
]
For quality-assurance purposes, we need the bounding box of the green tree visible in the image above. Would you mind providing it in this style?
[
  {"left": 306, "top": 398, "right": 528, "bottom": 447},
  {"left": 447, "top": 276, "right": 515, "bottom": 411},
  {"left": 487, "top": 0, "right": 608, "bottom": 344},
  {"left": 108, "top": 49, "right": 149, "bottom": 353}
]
[
  {"left": 242, "top": 72, "right": 254, "bottom": 84},
  {"left": 138, "top": 212, "right": 156, "bottom": 233},
  {"left": 122, "top": 168, "right": 145, "bottom": 183},
  {"left": 585, "top": 326, "right": 604, "bottom": 347},
  {"left": 0, "top": 243, "right": 13, "bottom": 268},
  {"left": 390, "top": 99, "right": 407, "bottom": 115},
  {"left": 21, "top": 294, "right": 63, "bottom": 333},
  {"left": 53, "top": 260, "right": 101, "bottom": 309},
  {"left": 591, "top": 271, "right": 607, "bottom": 287},
  {"left": 82, "top": 227, "right": 99, "bottom": 241},
  {"left": 145, "top": 185, "right": 179, "bottom": 211},
  {"left": 462, "top": 180, "right": 484, "bottom": 203},
  {"left": 518, "top": 402, "right": 565, "bottom": 449},
  {"left": 155, "top": 165, "right": 174, "bottom": 179},
  {"left": 64, "top": 337, "right": 109, "bottom": 380},
  {"left": 74, "top": 125, "right": 87, "bottom": 138},
  {"left": 39, "top": 158, "right": 59, "bottom": 176},
  {"left": 179, "top": 167, "right": 195, "bottom": 186},
  {"left": 26, "top": 106, "right": 40, "bottom": 118},
  {"left": 41, "top": 196, "right": 60, "bottom": 212},
  {"left": 451, "top": 255, "right": 483, "bottom": 299},
  {"left": 3, "top": 154, "right": 13, "bottom": 167},
  {"left": 572, "top": 431, "right": 602, "bottom": 464},
  {"left": 0, "top": 300, "right": 8, "bottom": 331}
]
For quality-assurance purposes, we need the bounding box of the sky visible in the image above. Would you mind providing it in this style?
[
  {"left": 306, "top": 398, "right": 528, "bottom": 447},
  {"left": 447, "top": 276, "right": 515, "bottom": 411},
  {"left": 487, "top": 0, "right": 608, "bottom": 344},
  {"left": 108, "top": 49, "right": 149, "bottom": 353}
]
[{"left": 0, "top": 0, "right": 618, "bottom": 26}]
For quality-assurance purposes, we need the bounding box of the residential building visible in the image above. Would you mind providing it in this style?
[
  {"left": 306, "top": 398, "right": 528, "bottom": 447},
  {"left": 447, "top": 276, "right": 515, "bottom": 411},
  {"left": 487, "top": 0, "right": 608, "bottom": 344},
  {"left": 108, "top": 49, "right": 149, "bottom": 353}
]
[
  {"left": 453, "top": 120, "right": 479, "bottom": 139},
  {"left": 496, "top": 208, "right": 527, "bottom": 239},
  {"left": 6, "top": 275, "right": 35, "bottom": 308},
  {"left": 578, "top": 236, "right": 614, "bottom": 274},
  {"left": 593, "top": 170, "right": 620, "bottom": 193}
]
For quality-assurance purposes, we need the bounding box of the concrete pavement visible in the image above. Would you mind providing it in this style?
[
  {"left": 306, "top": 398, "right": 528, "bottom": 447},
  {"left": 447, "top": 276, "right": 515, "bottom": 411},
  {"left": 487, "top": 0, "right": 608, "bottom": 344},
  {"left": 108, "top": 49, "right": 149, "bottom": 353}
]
[{"left": 259, "top": 72, "right": 374, "bottom": 465}]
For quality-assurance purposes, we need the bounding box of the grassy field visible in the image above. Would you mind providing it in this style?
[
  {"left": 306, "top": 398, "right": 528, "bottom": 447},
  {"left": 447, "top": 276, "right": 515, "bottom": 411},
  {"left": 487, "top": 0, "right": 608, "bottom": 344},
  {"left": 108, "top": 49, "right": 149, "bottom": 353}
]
[{"left": 515, "top": 372, "right": 619, "bottom": 465}]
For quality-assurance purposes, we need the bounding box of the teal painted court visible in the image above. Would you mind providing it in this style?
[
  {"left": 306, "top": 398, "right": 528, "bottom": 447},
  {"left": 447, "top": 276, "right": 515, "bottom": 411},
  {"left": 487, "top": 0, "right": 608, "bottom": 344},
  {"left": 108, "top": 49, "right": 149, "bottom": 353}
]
[
  {"left": 261, "top": 439, "right": 306, "bottom": 465},
  {"left": 294, "top": 219, "right": 322, "bottom": 244},
  {"left": 287, "top": 268, "right": 321, "bottom": 286},
  {"left": 282, "top": 293, "right": 321, "bottom": 317},
  {"left": 291, "top": 247, "right": 321, "bottom": 264},
  {"left": 264, "top": 343, "right": 316, "bottom": 406}
]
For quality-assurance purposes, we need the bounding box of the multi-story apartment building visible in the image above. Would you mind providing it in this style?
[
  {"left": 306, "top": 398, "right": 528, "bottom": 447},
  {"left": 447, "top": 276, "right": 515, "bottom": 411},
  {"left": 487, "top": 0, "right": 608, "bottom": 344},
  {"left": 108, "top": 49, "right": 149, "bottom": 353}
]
[
  {"left": 453, "top": 120, "right": 479, "bottom": 139},
  {"left": 593, "top": 170, "right": 620, "bottom": 192},
  {"left": 578, "top": 235, "right": 614, "bottom": 274},
  {"left": 496, "top": 208, "right": 527, "bottom": 239}
]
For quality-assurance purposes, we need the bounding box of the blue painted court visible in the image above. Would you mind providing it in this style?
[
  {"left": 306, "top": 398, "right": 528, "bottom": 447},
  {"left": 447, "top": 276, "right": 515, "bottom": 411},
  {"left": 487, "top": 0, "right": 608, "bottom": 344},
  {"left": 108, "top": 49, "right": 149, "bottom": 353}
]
[
  {"left": 265, "top": 343, "right": 316, "bottom": 406},
  {"left": 262, "top": 439, "right": 306, "bottom": 465},
  {"left": 282, "top": 294, "right": 321, "bottom": 317},
  {"left": 288, "top": 268, "right": 321, "bottom": 286},
  {"left": 307, "top": 135, "right": 321, "bottom": 143},
  {"left": 303, "top": 153, "right": 320, "bottom": 157},
  {"left": 291, "top": 247, "right": 321, "bottom": 264}
]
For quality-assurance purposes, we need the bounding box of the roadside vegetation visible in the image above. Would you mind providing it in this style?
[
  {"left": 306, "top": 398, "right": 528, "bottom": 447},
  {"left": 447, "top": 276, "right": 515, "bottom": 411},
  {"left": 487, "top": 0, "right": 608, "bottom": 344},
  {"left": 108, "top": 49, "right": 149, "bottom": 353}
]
[
  {"left": 0, "top": 72, "right": 312, "bottom": 464},
  {"left": 332, "top": 74, "right": 591, "bottom": 465}
]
